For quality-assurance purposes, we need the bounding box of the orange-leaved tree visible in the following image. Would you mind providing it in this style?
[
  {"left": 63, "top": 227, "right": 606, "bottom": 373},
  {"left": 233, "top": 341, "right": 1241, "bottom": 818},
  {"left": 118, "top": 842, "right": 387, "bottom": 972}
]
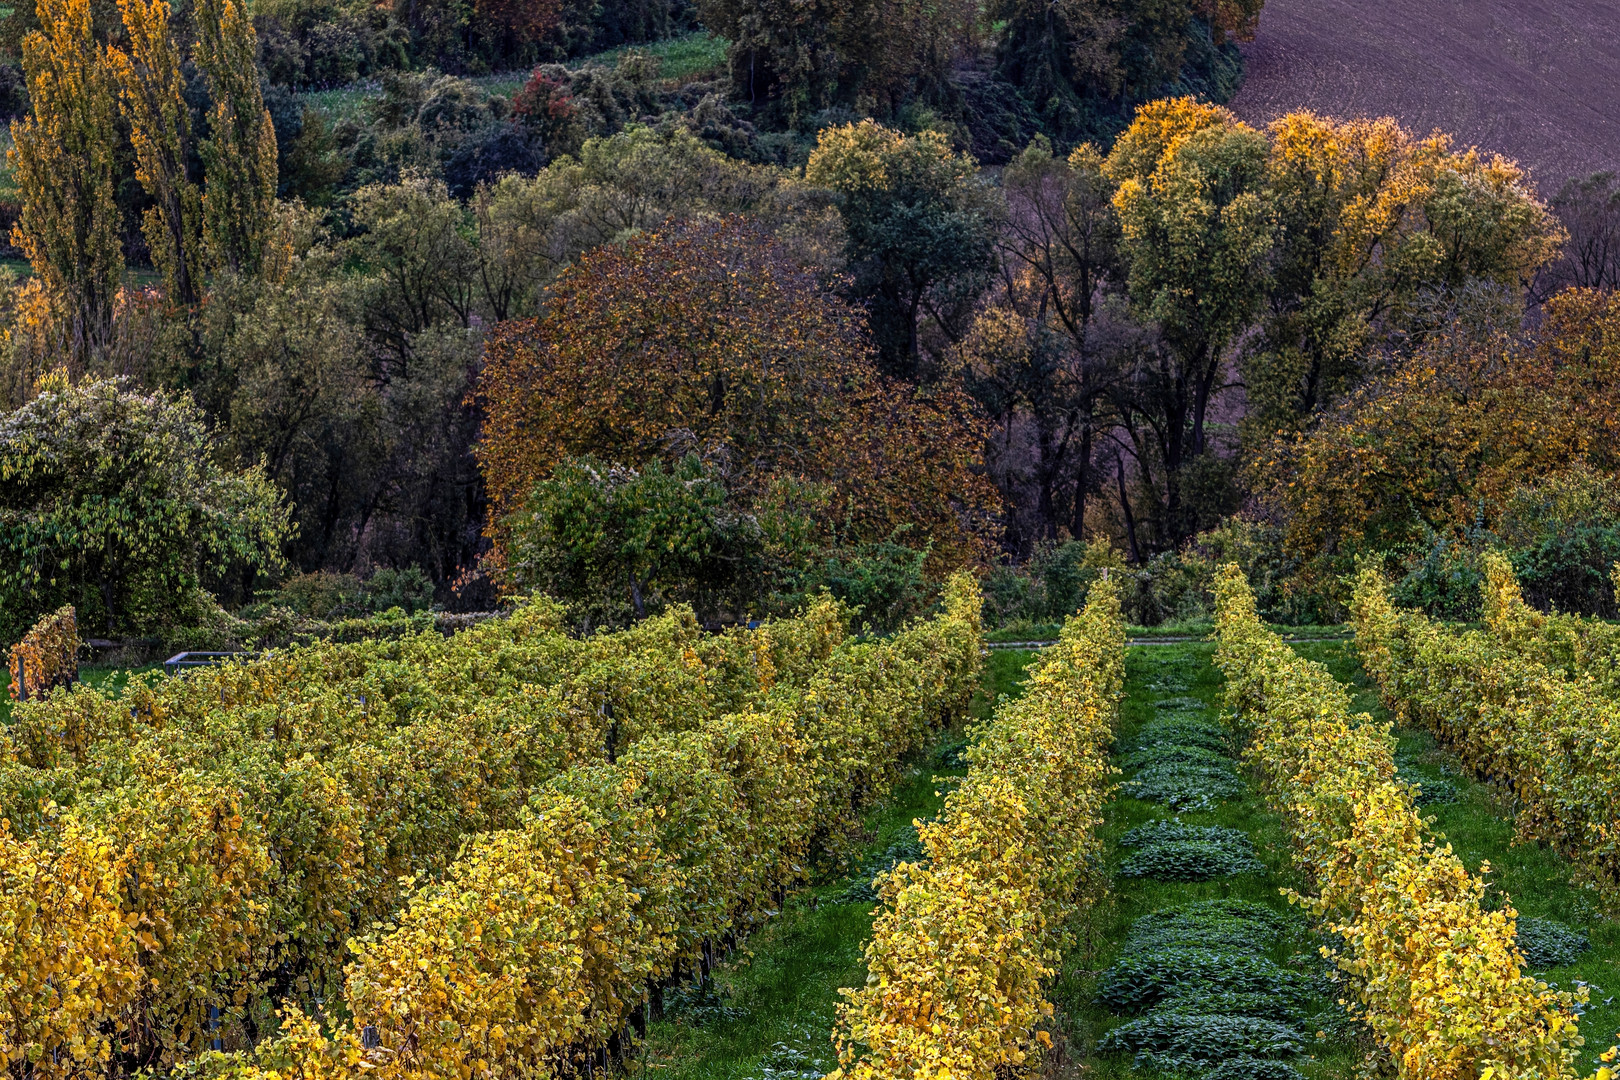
[
  {"left": 473, "top": 216, "right": 997, "bottom": 573},
  {"left": 1258, "top": 288, "right": 1620, "bottom": 571}
]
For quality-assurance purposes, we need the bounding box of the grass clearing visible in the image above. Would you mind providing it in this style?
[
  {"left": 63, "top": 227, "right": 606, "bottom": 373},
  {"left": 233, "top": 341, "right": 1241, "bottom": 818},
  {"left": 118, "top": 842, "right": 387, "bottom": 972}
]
[
  {"left": 566, "top": 30, "right": 727, "bottom": 82},
  {"left": 299, "top": 30, "right": 727, "bottom": 122}
]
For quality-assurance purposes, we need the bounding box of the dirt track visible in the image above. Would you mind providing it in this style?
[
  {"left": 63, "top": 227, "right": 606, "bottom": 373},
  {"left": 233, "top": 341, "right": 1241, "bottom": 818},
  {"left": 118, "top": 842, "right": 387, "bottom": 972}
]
[{"left": 1228, "top": 0, "right": 1620, "bottom": 192}]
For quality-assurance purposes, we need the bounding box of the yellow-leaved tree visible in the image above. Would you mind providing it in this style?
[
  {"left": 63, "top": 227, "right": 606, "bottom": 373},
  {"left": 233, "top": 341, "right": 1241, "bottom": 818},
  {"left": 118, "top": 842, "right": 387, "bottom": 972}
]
[
  {"left": 8, "top": 0, "right": 123, "bottom": 369},
  {"left": 107, "top": 0, "right": 204, "bottom": 306},
  {"left": 194, "top": 0, "right": 278, "bottom": 275}
]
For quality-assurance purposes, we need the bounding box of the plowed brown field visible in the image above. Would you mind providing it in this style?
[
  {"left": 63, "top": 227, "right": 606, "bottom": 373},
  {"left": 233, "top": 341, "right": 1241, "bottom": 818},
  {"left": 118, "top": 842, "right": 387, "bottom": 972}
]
[{"left": 1228, "top": 0, "right": 1620, "bottom": 189}]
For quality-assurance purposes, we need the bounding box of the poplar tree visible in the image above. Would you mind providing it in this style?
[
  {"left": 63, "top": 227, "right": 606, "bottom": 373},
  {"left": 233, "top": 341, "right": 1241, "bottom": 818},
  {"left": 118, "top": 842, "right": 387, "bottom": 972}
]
[
  {"left": 9, "top": 0, "right": 123, "bottom": 367},
  {"left": 194, "top": 0, "right": 277, "bottom": 276},
  {"left": 108, "top": 0, "right": 203, "bottom": 305}
]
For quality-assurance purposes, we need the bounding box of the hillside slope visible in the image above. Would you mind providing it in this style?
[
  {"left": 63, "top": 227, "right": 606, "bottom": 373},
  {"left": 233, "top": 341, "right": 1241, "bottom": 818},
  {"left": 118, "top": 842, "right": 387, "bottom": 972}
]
[{"left": 1229, "top": 0, "right": 1620, "bottom": 188}]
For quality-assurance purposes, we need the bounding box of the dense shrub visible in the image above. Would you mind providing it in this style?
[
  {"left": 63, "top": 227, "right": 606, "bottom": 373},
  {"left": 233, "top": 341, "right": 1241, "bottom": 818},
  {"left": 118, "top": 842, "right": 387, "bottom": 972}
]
[
  {"left": 0, "top": 375, "right": 291, "bottom": 639},
  {"left": 1117, "top": 826, "right": 1265, "bottom": 880},
  {"left": 1516, "top": 917, "right": 1591, "bottom": 970}
]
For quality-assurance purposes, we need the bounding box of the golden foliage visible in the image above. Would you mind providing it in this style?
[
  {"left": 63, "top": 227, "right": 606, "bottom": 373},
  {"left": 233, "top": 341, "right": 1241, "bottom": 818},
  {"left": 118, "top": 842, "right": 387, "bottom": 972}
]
[
  {"left": 1352, "top": 554, "right": 1620, "bottom": 901},
  {"left": 8, "top": 605, "right": 77, "bottom": 701},
  {"left": 194, "top": 0, "right": 277, "bottom": 275},
  {"left": 830, "top": 574, "right": 1124, "bottom": 1079},
  {"left": 9, "top": 0, "right": 123, "bottom": 367},
  {"left": 0, "top": 592, "right": 884, "bottom": 1073},
  {"left": 339, "top": 572, "right": 985, "bottom": 1077},
  {"left": 0, "top": 811, "right": 141, "bottom": 1078},
  {"left": 107, "top": 0, "right": 204, "bottom": 305},
  {"left": 1215, "top": 565, "right": 1600, "bottom": 1080}
]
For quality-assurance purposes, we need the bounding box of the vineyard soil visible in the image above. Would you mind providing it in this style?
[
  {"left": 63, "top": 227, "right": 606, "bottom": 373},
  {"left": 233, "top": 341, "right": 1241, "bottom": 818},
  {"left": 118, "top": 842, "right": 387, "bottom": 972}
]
[{"left": 1230, "top": 0, "right": 1620, "bottom": 183}]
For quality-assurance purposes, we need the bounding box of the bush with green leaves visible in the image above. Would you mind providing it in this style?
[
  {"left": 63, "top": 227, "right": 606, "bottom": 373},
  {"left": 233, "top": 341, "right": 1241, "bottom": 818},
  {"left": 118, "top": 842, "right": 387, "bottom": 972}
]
[
  {"left": 1117, "top": 823, "right": 1265, "bottom": 880},
  {"left": 1121, "top": 760, "right": 1247, "bottom": 812},
  {"left": 779, "top": 533, "right": 931, "bottom": 635},
  {"left": 246, "top": 566, "right": 437, "bottom": 619},
  {"left": 1096, "top": 948, "right": 1319, "bottom": 1014},
  {"left": 1516, "top": 917, "right": 1590, "bottom": 969},
  {"left": 1129, "top": 716, "right": 1233, "bottom": 756},
  {"left": 0, "top": 375, "right": 291, "bottom": 639},
  {"left": 1125, "top": 899, "right": 1299, "bottom": 953},
  {"left": 1098, "top": 1013, "right": 1307, "bottom": 1068},
  {"left": 506, "top": 454, "right": 814, "bottom": 630}
]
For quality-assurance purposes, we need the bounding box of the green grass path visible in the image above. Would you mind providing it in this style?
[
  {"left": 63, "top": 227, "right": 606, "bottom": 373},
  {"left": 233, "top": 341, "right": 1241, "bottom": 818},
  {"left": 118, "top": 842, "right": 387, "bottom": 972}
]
[{"left": 1048, "top": 642, "right": 1358, "bottom": 1079}]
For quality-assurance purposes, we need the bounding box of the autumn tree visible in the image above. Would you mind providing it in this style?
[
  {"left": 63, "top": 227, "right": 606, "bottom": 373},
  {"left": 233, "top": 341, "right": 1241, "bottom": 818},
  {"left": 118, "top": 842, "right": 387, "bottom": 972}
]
[
  {"left": 107, "top": 0, "right": 203, "bottom": 306},
  {"left": 474, "top": 217, "right": 996, "bottom": 571},
  {"left": 195, "top": 0, "right": 278, "bottom": 275},
  {"left": 9, "top": 0, "right": 123, "bottom": 368},
  {"left": 1536, "top": 171, "right": 1620, "bottom": 296},
  {"left": 1106, "top": 97, "right": 1275, "bottom": 546},
  {"left": 973, "top": 137, "right": 1123, "bottom": 548},
  {"left": 1245, "top": 112, "right": 1562, "bottom": 445},
  {"left": 472, "top": 0, "right": 562, "bottom": 42},
  {"left": 1259, "top": 289, "right": 1620, "bottom": 591},
  {"left": 807, "top": 120, "right": 995, "bottom": 379}
]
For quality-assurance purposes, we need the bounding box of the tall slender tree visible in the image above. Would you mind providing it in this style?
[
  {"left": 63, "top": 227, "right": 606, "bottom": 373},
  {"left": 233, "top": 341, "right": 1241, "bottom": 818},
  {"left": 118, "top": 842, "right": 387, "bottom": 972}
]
[
  {"left": 9, "top": 0, "right": 122, "bottom": 368},
  {"left": 108, "top": 0, "right": 203, "bottom": 305},
  {"left": 194, "top": 0, "right": 277, "bottom": 276}
]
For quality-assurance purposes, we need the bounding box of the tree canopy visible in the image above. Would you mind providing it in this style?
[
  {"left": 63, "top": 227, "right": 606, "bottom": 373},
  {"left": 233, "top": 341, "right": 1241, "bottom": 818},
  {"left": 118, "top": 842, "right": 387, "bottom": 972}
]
[{"left": 474, "top": 216, "right": 996, "bottom": 573}]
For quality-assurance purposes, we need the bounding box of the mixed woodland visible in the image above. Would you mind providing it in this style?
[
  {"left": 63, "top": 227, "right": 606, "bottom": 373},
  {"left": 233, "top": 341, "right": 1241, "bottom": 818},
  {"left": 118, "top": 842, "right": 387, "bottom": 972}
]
[{"left": 1, "top": 0, "right": 1618, "bottom": 643}]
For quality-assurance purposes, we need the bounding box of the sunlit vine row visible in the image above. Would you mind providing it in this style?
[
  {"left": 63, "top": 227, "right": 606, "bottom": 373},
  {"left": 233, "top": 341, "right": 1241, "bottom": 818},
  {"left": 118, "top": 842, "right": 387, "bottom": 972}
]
[
  {"left": 1472, "top": 552, "right": 1620, "bottom": 692},
  {"left": 826, "top": 574, "right": 1125, "bottom": 1080},
  {"left": 0, "top": 593, "right": 853, "bottom": 1076},
  {"left": 1215, "top": 564, "right": 1609, "bottom": 1080},
  {"left": 1353, "top": 554, "right": 1620, "bottom": 904},
  {"left": 7, "top": 605, "right": 77, "bottom": 700},
  {"left": 157, "top": 572, "right": 984, "bottom": 1080}
]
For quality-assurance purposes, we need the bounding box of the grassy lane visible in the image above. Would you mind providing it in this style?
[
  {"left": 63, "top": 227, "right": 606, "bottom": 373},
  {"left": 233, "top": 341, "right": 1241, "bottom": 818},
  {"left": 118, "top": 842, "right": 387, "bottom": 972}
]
[
  {"left": 1050, "top": 642, "right": 1359, "bottom": 1079},
  {"left": 1296, "top": 641, "right": 1620, "bottom": 1074},
  {"left": 1, "top": 663, "right": 157, "bottom": 726},
  {"left": 637, "top": 650, "right": 1038, "bottom": 1079}
]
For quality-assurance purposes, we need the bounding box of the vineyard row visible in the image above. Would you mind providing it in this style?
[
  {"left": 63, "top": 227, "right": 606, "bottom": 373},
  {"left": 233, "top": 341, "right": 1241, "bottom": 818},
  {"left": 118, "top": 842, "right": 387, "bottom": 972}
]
[
  {"left": 829, "top": 576, "right": 1126, "bottom": 1079},
  {"left": 1, "top": 578, "right": 981, "bottom": 1078},
  {"left": 1212, "top": 565, "right": 1605, "bottom": 1080}
]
